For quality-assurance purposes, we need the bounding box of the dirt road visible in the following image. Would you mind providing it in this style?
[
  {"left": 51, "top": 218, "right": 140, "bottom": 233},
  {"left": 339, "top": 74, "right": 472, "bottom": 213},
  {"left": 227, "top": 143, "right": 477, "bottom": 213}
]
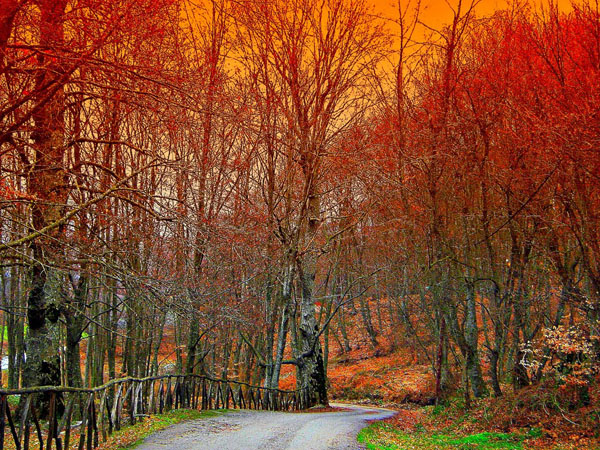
[{"left": 135, "top": 403, "right": 395, "bottom": 450}]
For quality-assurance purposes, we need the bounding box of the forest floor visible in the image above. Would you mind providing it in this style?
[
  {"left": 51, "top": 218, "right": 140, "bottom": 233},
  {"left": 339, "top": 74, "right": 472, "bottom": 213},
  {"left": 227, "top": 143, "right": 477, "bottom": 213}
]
[
  {"left": 317, "top": 342, "right": 600, "bottom": 450},
  {"left": 358, "top": 393, "right": 600, "bottom": 450},
  {"left": 323, "top": 347, "right": 600, "bottom": 450},
  {"left": 133, "top": 404, "right": 395, "bottom": 450},
  {"left": 303, "top": 304, "right": 600, "bottom": 450}
]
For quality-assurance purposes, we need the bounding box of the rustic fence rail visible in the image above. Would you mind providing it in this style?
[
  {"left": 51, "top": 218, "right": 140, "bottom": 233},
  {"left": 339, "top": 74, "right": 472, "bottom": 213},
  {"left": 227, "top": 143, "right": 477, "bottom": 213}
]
[{"left": 0, "top": 374, "right": 311, "bottom": 450}]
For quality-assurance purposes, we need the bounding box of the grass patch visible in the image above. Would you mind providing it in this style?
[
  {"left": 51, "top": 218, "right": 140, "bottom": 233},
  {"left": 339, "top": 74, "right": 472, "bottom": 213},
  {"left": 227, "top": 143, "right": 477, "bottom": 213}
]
[
  {"left": 358, "top": 422, "right": 541, "bottom": 450},
  {"left": 98, "top": 408, "right": 229, "bottom": 450},
  {"left": 7, "top": 394, "right": 20, "bottom": 407},
  {"left": 0, "top": 327, "right": 88, "bottom": 348}
]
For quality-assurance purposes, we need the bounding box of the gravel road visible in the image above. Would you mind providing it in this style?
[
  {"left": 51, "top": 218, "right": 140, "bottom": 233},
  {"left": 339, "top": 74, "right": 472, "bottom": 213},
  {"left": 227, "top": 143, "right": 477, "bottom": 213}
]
[{"left": 135, "top": 403, "right": 395, "bottom": 450}]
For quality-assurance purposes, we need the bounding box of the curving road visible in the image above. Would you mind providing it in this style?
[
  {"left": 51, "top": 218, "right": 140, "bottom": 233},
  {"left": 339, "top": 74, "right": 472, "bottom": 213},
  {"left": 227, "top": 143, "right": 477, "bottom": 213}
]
[{"left": 135, "top": 403, "right": 395, "bottom": 450}]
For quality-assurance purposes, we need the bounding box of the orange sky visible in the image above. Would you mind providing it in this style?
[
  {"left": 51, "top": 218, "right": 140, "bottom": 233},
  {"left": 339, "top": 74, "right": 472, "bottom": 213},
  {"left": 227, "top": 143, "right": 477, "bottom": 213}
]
[{"left": 371, "top": 0, "right": 573, "bottom": 29}]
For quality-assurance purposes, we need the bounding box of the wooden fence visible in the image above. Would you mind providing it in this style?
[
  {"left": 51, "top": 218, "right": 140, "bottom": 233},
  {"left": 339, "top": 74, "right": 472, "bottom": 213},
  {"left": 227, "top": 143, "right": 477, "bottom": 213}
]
[{"left": 0, "top": 374, "right": 311, "bottom": 450}]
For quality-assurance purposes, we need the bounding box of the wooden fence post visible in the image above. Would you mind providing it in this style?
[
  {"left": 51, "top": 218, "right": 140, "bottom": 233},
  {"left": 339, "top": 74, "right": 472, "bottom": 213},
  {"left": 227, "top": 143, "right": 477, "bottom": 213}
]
[{"left": 0, "top": 373, "right": 310, "bottom": 450}]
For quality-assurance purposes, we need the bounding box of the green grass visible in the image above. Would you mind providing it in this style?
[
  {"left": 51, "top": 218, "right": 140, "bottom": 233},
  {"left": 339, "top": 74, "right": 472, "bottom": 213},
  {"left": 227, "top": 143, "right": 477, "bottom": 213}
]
[
  {"left": 0, "top": 326, "right": 89, "bottom": 344},
  {"left": 0, "top": 324, "right": 27, "bottom": 342},
  {"left": 0, "top": 327, "right": 89, "bottom": 372},
  {"left": 357, "top": 422, "right": 541, "bottom": 450},
  {"left": 7, "top": 395, "right": 20, "bottom": 407},
  {"left": 117, "top": 409, "right": 229, "bottom": 450}
]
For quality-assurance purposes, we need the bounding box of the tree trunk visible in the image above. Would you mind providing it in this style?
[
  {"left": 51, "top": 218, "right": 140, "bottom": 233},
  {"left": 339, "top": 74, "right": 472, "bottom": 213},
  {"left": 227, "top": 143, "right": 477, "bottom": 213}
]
[
  {"left": 435, "top": 317, "right": 446, "bottom": 403},
  {"left": 512, "top": 302, "right": 530, "bottom": 390},
  {"left": 270, "top": 263, "right": 294, "bottom": 388},
  {"left": 359, "top": 296, "right": 378, "bottom": 348},
  {"left": 263, "top": 278, "right": 276, "bottom": 388},
  {"left": 297, "top": 261, "right": 328, "bottom": 404},
  {"left": 338, "top": 307, "right": 351, "bottom": 353},
  {"left": 185, "top": 309, "right": 200, "bottom": 374},
  {"left": 64, "top": 272, "right": 88, "bottom": 388},
  {"left": 464, "top": 281, "right": 488, "bottom": 398},
  {"left": 22, "top": 2, "right": 68, "bottom": 413},
  {"left": 152, "top": 310, "right": 166, "bottom": 375},
  {"left": 489, "top": 349, "right": 502, "bottom": 397},
  {"left": 6, "top": 266, "right": 24, "bottom": 388}
]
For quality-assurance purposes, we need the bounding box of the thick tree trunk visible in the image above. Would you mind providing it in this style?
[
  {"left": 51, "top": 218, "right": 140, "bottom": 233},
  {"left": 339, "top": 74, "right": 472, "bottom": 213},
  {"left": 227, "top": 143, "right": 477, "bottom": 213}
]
[
  {"left": 22, "top": 0, "right": 68, "bottom": 416},
  {"left": 298, "top": 294, "right": 328, "bottom": 405},
  {"left": 64, "top": 274, "right": 87, "bottom": 388},
  {"left": 66, "top": 333, "right": 83, "bottom": 387},
  {"left": 23, "top": 264, "right": 63, "bottom": 411},
  {"left": 185, "top": 310, "right": 200, "bottom": 374},
  {"left": 487, "top": 282, "right": 506, "bottom": 398},
  {"left": 65, "top": 321, "right": 83, "bottom": 388},
  {"left": 297, "top": 264, "right": 328, "bottom": 403},
  {"left": 489, "top": 349, "right": 502, "bottom": 397},
  {"left": 446, "top": 283, "right": 488, "bottom": 400},
  {"left": 295, "top": 190, "right": 328, "bottom": 406},
  {"left": 464, "top": 281, "right": 488, "bottom": 398}
]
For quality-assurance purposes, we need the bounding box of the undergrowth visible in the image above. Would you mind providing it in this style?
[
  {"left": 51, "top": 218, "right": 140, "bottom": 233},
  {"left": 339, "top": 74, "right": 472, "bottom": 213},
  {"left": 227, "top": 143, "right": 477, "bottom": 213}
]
[
  {"left": 358, "top": 383, "right": 600, "bottom": 450},
  {"left": 358, "top": 422, "right": 541, "bottom": 450}
]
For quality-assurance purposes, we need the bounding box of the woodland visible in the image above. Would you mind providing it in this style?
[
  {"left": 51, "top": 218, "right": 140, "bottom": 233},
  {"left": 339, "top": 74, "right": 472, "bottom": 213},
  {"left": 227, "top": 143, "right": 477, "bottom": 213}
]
[{"left": 0, "top": 0, "right": 600, "bottom": 447}]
